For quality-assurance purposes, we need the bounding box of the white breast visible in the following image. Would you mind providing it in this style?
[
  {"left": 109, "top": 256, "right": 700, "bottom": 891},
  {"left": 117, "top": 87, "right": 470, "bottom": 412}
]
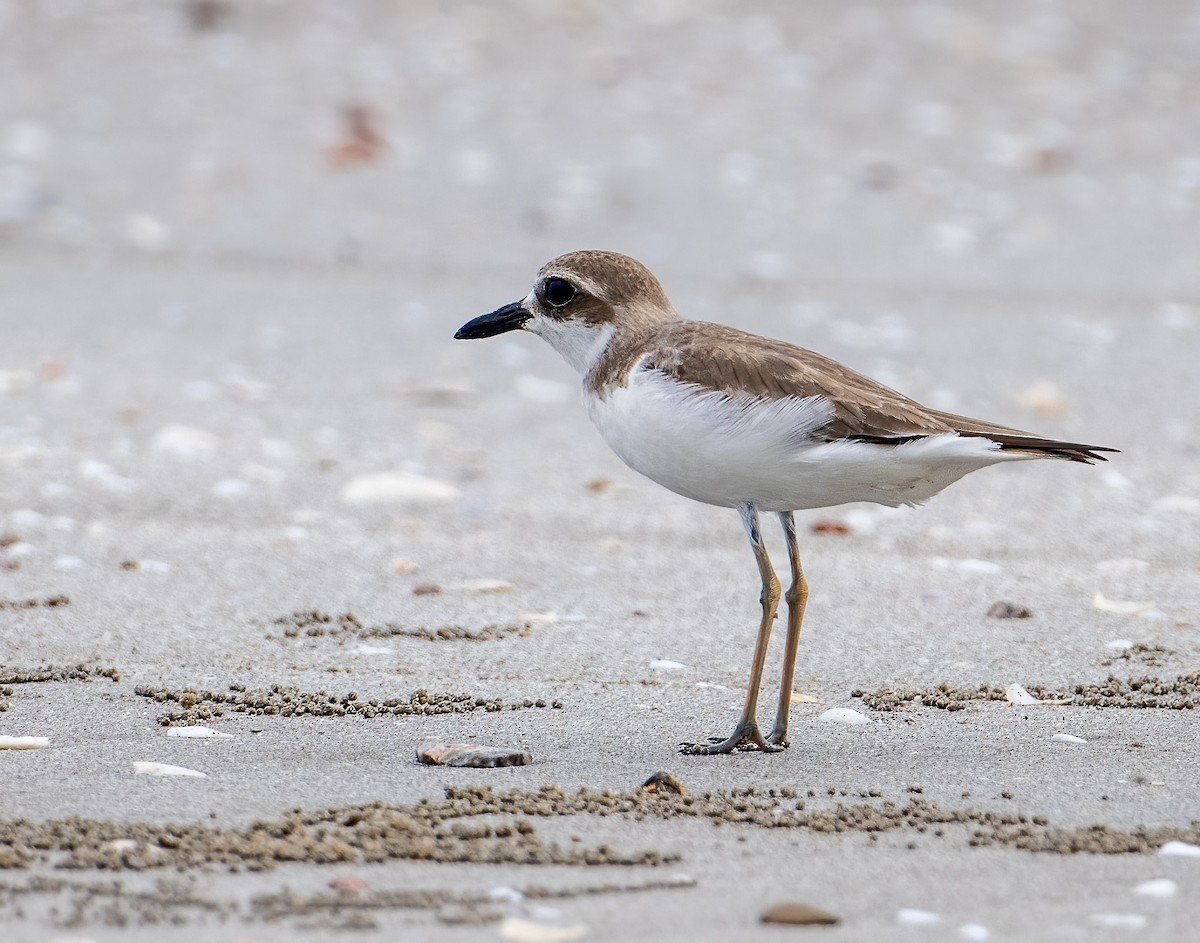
[{"left": 585, "top": 366, "right": 1032, "bottom": 512}]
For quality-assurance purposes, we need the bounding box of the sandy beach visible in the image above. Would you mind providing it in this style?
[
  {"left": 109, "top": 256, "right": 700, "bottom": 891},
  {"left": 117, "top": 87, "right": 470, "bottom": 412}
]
[{"left": 2, "top": 3, "right": 1199, "bottom": 940}]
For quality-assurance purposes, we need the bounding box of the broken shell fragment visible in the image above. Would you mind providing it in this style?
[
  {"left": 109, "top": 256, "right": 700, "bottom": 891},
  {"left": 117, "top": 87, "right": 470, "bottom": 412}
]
[
  {"left": 639, "top": 771, "right": 686, "bottom": 795},
  {"left": 0, "top": 735, "right": 49, "bottom": 750},
  {"left": 761, "top": 902, "right": 840, "bottom": 925},
  {"left": 132, "top": 761, "right": 207, "bottom": 777},
  {"left": 416, "top": 737, "right": 532, "bottom": 768}
]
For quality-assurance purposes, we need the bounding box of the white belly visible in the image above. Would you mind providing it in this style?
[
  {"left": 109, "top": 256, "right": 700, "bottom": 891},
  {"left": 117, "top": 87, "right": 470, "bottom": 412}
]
[{"left": 585, "top": 369, "right": 1029, "bottom": 512}]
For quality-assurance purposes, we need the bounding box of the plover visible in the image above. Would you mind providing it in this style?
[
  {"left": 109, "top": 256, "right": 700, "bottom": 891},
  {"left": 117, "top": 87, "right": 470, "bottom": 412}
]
[{"left": 455, "top": 250, "right": 1115, "bottom": 755}]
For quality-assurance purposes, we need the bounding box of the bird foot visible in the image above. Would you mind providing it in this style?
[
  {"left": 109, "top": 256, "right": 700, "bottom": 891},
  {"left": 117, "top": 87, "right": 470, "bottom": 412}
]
[{"left": 680, "top": 722, "right": 785, "bottom": 755}]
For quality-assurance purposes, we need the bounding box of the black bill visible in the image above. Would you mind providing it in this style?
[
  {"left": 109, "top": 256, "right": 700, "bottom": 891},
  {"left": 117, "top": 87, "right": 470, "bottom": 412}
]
[{"left": 454, "top": 300, "right": 530, "bottom": 340}]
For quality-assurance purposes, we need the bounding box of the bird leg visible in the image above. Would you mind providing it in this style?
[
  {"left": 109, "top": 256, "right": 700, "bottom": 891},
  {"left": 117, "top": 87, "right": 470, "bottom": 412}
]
[
  {"left": 767, "top": 511, "right": 808, "bottom": 748},
  {"left": 682, "top": 503, "right": 783, "bottom": 755}
]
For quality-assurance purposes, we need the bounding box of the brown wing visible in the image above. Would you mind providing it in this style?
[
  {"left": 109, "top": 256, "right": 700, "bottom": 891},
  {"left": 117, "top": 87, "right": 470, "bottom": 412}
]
[{"left": 642, "top": 321, "right": 1116, "bottom": 464}]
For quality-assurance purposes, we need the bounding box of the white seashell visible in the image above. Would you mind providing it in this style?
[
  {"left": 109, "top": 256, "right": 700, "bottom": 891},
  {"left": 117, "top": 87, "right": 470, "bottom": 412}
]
[
  {"left": 1093, "top": 593, "right": 1155, "bottom": 616},
  {"left": 959, "top": 925, "right": 990, "bottom": 941},
  {"left": 519, "top": 612, "right": 558, "bottom": 626},
  {"left": 498, "top": 917, "right": 587, "bottom": 943},
  {"left": 649, "top": 659, "right": 689, "bottom": 672},
  {"left": 453, "top": 579, "right": 513, "bottom": 594},
  {"left": 132, "top": 761, "right": 206, "bottom": 777},
  {"left": 106, "top": 838, "right": 139, "bottom": 852},
  {"left": 10, "top": 508, "right": 43, "bottom": 527},
  {"left": 1134, "top": 878, "right": 1178, "bottom": 898},
  {"left": 0, "top": 735, "right": 49, "bottom": 749},
  {"left": 694, "top": 681, "right": 729, "bottom": 690},
  {"left": 4, "top": 541, "right": 35, "bottom": 558},
  {"left": 1159, "top": 840, "right": 1200, "bottom": 857},
  {"left": 1005, "top": 684, "right": 1040, "bottom": 706},
  {"left": 818, "top": 708, "right": 869, "bottom": 725},
  {"left": 138, "top": 560, "right": 172, "bottom": 574},
  {"left": 896, "top": 908, "right": 941, "bottom": 926},
  {"left": 151, "top": 424, "right": 219, "bottom": 459},
  {"left": 166, "top": 726, "right": 231, "bottom": 740},
  {"left": 488, "top": 886, "right": 525, "bottom": 904},
  {"left": 341, "top": 471, "right": 458, "bottom": 505},
  {"left": 54, "top": 555, "right": 84, "bottom": 570},
  {"left": 1088, "top": 914, "right": 1148, "bottom": 930},
  {"left": 1104, "top": 639, "right": 1135, "bottom": 651},
  {"left": 1052, "top": 733, "right": 1087, "bottom": 744}
]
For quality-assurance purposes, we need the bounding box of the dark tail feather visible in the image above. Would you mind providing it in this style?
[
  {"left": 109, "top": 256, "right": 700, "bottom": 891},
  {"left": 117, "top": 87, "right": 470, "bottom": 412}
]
[{"left": 969, "top": 433, "right": 1119, "bottom": 464}]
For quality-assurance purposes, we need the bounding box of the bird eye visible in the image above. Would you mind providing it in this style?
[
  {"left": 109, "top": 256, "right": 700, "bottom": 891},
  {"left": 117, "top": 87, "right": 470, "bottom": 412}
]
[{"left": 541, "top": 277, "right": 576, "bottom": 309}]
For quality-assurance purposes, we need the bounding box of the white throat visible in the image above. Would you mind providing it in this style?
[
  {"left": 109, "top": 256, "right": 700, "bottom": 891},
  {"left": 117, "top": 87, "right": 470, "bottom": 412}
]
[{"left": 526, "top": 314, "right": 615, "bottom": 376}]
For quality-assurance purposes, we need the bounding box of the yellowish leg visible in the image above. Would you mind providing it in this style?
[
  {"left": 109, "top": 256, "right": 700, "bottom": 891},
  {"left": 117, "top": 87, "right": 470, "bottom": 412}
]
[
  {"left": 682, "top": 503, "right": 783, "bottom": 755},
  {"left": 768, "top": 511, "right": 808, "bottom": 747}
]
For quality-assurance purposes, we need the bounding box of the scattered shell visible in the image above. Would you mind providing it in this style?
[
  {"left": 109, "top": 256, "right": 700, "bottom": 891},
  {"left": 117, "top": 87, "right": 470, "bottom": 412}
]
[
  {"left": 353, "top": 644, "right": 393, "bottom": 655},
  {"left": 166, "top": 726, "right": 232, "bottom": 740},
  {"left": 0, "top": 735, "right": 49, "bottom": 750},
  {"left": 412, "top": 583, "right": 442, "bottom": 596},
  {"left": 790, "top": 692, "right": 824, "bottom": 704},
  {"left": 453, "top": 579, "right": 513, "bottom": 594},
  {"left": 54, "top": 555, "right": 84, "bottom": 570},
  {"left": 327, "top": 103, "right": 386, "bottom": 169},
  {"left": 519, "top": 612, "right": 558, "bottom": 627},
  {"left": 639, "top": 771, "right": 685, "bottom": 796},
  {"left": 1093, "top": 593, "right": 1155, "bottom": 616},
  {"left": 489, "top": 886, "right": 525, "bottom": 904},
  {"left": 761, "top": 903, "right": 840, "bottom": 926},
  {"left": 987, "top": 601, "right": 1033, "bottom": 619},
  {"left": 1015, "top": 380, "right": 1069, "bottom": 418},
  {"left": 1088, "top": 914, "right": 1148, "bottom": 930},
  {"left": 151, "top": 424, "right": 219, "bottom": 459},
  {"left": 498, "top": 917, "right": 586, "bottom": 943},
  {"left": 1005, "top": 684, "right": 1040, "bottom": 706},
  {"left": 1105, "top": 639, "right": 1135, "bottom": 652},
  {"left": 391, "top": 557, "right": 420, "bottom": 574},
  {"left": 132, "top": 761, "right": 206, "bottom": 778},
  {"left": 1052, "top": 733, "right": 1087, "bottom": 744},
  {"left": 1134, "top": 878, "right": 1178, "bottom": 898},
  {"left": 959, "top": 925, "right": 990, "bottom": 941},
  {"left": 585, "top": 478, "right": 612, "bottom": 493},
  {"left": 341, "top": 471, "right": 458, "bottom": 505},
  {"left": 810, "top": 518, "right": 852, "bottom": 535},
  {"left": 818, "top": 708, "right": 869, "bottom": 725},
  {"left": 328, "top": 875, "right": 370, "bottom": 893},
  {"left": 1159, "top": 840, "right": 1200, "bottom": 857},
  {"left": 650, "top": 659, "right": 689, "bottom": 672},
  {"left": 896, "top": 908, "right": 941, "bottom": 926},
  {"left": 213, "top": 478, "right": 251, "bottom": 498},
  {"left": 416, "top": 738, "right": 532, "bottom": 768}
]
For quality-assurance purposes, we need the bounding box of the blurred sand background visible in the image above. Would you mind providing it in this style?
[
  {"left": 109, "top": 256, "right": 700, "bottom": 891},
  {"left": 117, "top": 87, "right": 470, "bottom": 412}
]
[{"left": 2, "top": 1, "right": 1199, "bottom": 940}]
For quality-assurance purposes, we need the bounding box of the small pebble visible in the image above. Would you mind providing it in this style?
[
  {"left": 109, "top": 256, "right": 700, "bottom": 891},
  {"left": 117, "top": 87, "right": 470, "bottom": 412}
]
[
  {"left": 959, "top": 924, "right": 990, "bottom": 941},
  {"left": 761, "top": 903, "right": 840, "bottom": 926},
  {"left": 987, "top": 601, "right": 1033, "bottom": 619},
  {"left": 639, "top": 771, "right": 685, "bottom": 795}
]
